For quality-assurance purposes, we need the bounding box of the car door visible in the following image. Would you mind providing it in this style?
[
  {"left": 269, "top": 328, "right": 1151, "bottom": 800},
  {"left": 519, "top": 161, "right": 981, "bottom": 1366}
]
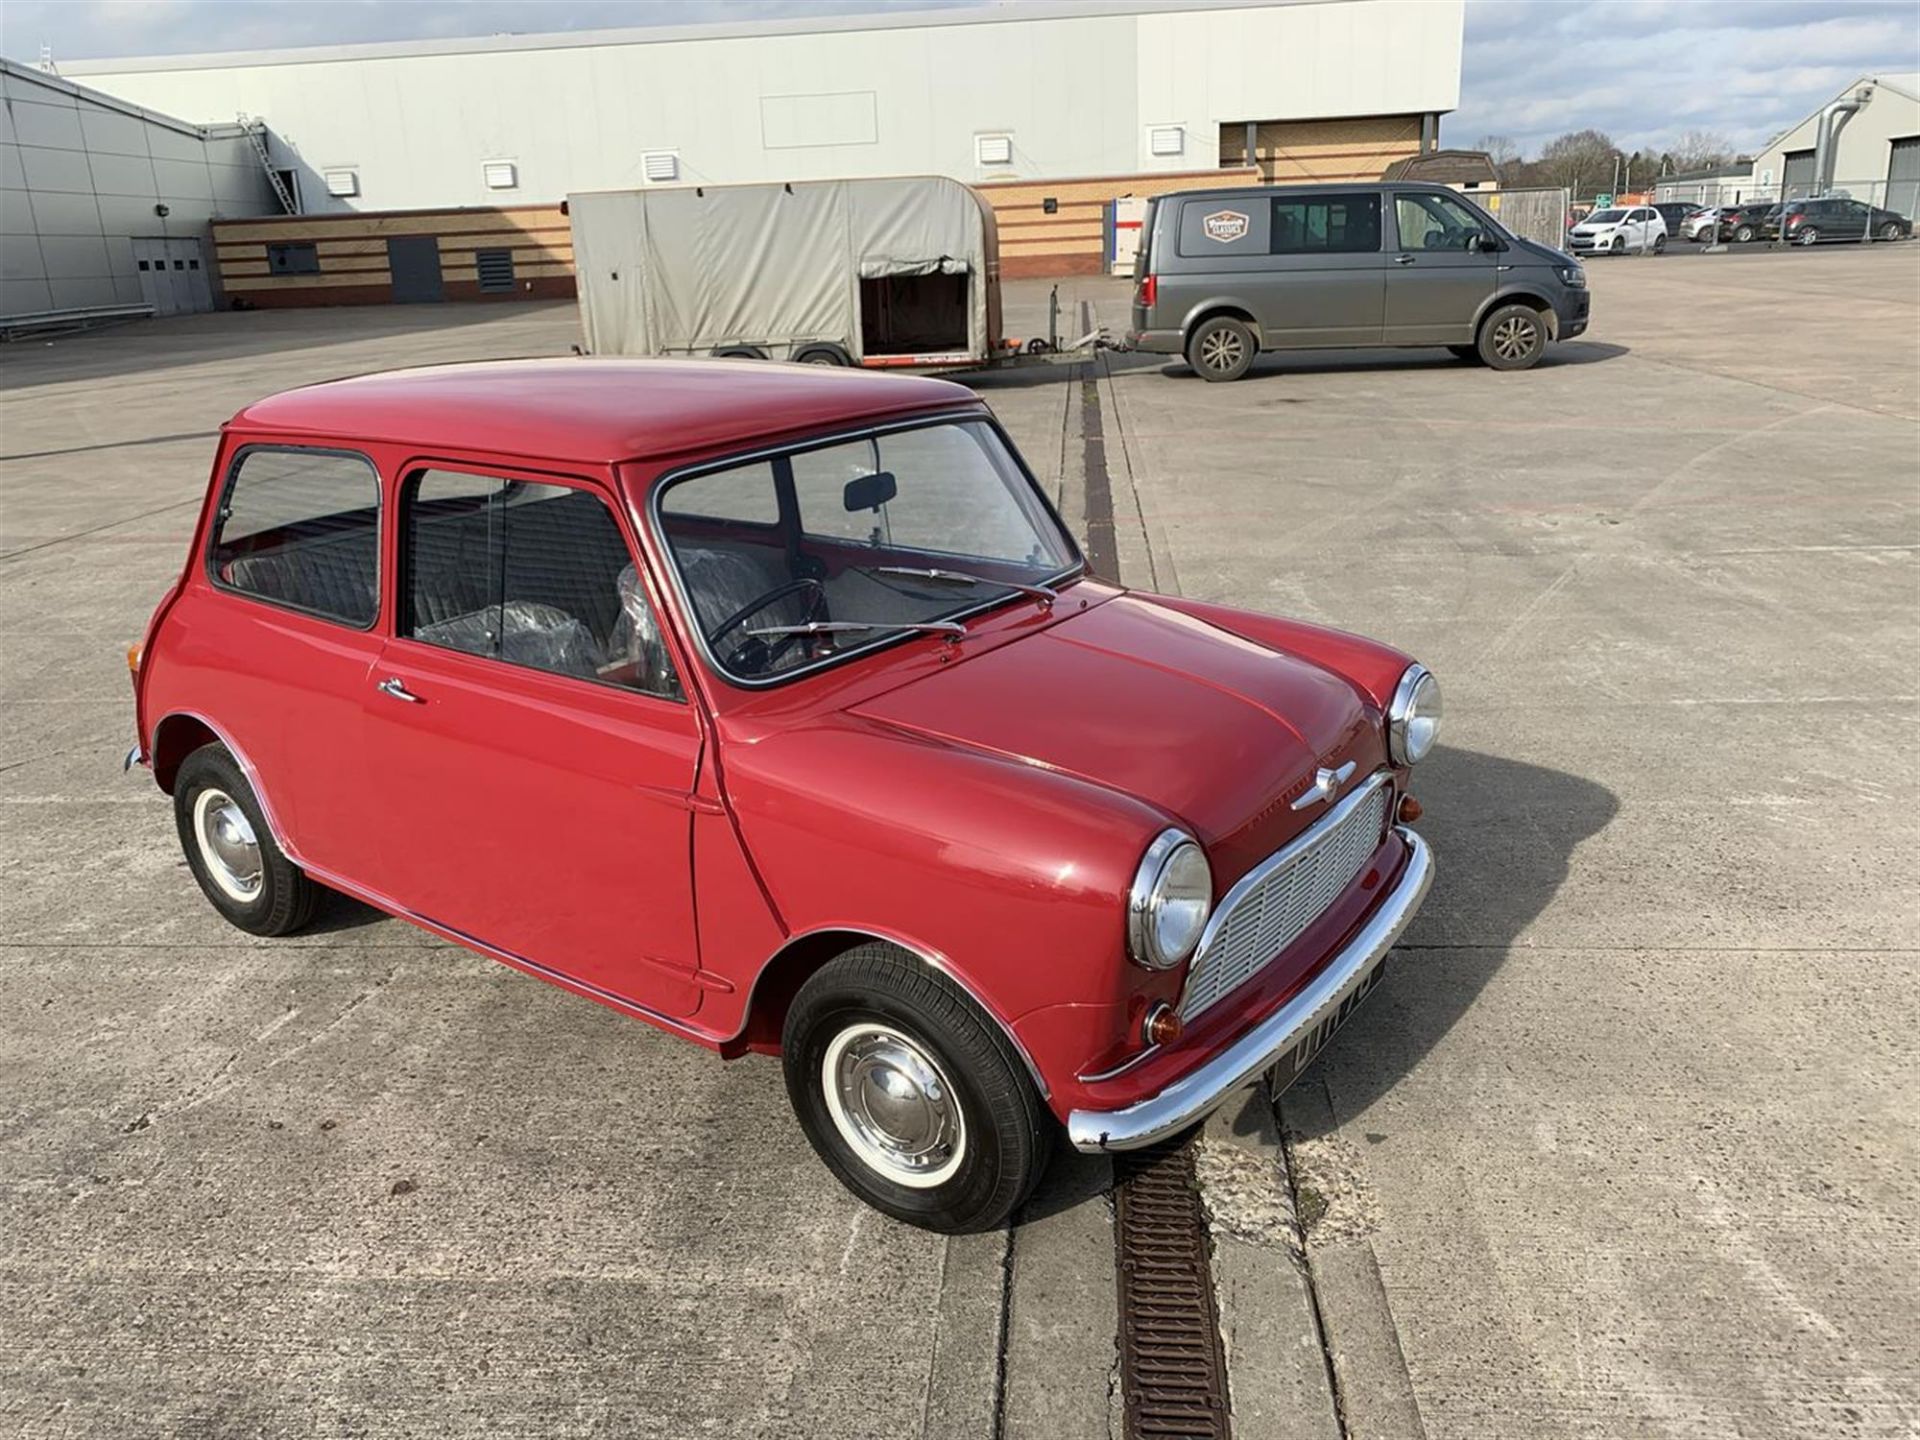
[
  {"left": 362, "top": 460, "right": 707, "bottom": 1018},
  {"left": 1383, "top": 191, "right": 1500, "bottom": 344}
]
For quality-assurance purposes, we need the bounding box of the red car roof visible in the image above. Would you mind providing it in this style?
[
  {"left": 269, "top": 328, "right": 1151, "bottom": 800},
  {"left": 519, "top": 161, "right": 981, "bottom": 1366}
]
[{"left": 228, "top": 358, "right": 980, "bottom": 466}]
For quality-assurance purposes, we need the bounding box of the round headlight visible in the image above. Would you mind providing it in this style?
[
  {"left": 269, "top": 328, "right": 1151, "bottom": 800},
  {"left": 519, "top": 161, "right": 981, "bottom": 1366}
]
[
  {"left": 1128, "top": 831, "right": 1213, "bottom": 970},
  {"left": 1388, "top": 664, "right": 1443, "bottom": 765}
]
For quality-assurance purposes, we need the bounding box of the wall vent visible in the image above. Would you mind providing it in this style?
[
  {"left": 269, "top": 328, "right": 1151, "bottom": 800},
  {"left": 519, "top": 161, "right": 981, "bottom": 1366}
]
[
  {"left": 975, "top": 134, "right": 1013, "bottom": 166},
  {"left": 322, "top": 168, "right": 359, "bottom": 197},
  {"left": 642, "top": 151, "right": 679, "bottom": 182},
  {"left": 475, "top": 249, "right": 516, "bottom": 292},
  {"left": 483, "top": 161, "right": 518, "bottom": 190},
  {"left": 1149, "top": 125, "right": 1185, "bottom": 157}
]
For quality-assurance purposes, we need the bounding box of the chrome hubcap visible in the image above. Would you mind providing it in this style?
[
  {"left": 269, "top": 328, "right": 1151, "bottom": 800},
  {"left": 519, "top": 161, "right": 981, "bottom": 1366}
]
[
  {"left": 1492, "top": 316, "right": 1536, "bottom": 361},
  {"left": 1198, "top": 329, "right": 1245, "bottom": 372},
  {"left": 193, "top": 788, "right": 262, "bottom": 902},
  {"left": 823, "top": 1023, "right": 966, "bottom": 1188}
]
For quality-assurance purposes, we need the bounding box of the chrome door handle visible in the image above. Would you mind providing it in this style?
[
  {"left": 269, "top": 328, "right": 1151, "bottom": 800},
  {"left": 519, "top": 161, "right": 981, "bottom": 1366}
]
[
  {"left": 1393, "top": 254, "right": 1417, "bottom": 265},
  {"left": 376, "top": 677, "right": 422, "bottom": 703}
]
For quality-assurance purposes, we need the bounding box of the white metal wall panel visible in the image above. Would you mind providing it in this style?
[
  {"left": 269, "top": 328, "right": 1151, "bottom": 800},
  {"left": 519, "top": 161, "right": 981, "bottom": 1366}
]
[{"left": 64, "top": 2, "right": 1463, "bottom": 212}]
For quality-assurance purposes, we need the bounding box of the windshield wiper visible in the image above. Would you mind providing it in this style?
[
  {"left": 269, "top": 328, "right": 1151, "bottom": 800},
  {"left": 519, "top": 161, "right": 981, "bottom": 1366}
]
[
  {"left": 871, "top": 564, "right": 1058, "bottom": 608},
  {"left": 746, "top": 619, "right": 967, "bottom": 640}
]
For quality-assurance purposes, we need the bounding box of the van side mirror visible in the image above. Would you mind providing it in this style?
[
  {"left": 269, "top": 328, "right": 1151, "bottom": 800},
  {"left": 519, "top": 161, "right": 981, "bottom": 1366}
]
[
  {"left": 1475, "top": 235, "right": 1502, "bottom": 254},
  {"left": 844, "top": 471, "right": 897, "bottom": 512}
]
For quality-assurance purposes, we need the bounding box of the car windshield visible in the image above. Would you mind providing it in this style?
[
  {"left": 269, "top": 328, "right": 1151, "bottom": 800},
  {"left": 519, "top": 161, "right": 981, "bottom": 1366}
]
[
  {"left": 1586, "top": 209, "right": 1628, "bottom": 224},
  {"left": 656, "top": 418, "right": 1080, "bottom": 684}
]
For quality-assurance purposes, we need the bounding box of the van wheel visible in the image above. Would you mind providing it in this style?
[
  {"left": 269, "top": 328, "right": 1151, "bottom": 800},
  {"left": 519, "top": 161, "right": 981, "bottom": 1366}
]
[
  {"left": 1186, "top": 316, "right": 1256, "bottom": 382},
  {"left": 174, "top": 743, "right": 317, "bottom": 936},
  {"left": 783, "top": 942, "right": 1052, "bottom": 1233},
  {"left": 794, "top": 344, "right": 851, "bottom": 366},
  {"left": 1446, "top": 344, "right": 1484, "bottom": 364},
  {"left": 1477, "top": 303, "right": 1547, "bottom": 371}
]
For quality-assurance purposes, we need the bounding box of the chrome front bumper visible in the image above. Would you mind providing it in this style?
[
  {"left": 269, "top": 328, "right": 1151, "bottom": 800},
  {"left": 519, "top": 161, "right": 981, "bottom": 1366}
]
[{"left": 1066, "top": 827, "right": 1433, "bottom": 1153}]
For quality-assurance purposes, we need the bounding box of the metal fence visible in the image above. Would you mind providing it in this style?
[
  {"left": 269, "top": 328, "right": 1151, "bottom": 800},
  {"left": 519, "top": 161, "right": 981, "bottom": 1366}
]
[
  {"left": 1475, "top": 187, "right": 1571, "bottom": 250},
  {"left": 1678, "top": 177, "right": 1916, "bottom": 250}
]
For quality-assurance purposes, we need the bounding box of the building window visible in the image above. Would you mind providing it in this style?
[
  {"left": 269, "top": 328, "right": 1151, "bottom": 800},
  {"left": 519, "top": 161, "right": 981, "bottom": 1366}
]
[
  {"left": 642, "top": 151, "right": 679, "bottom": 183},
  {"left": 475, "top": 249, "right": 515, "bottom": 293},
  {"left": 975, "top": 134, "right": 1013, "bottom": 166},
  {"left": 323, "top": 168, "right": 359, "bottom": 197},
  {"left": 267, "top": 243, "right": 320, "bottom": 275},
  {"left": 1149, "top": 126, "right": 1185, "bottom": 157},
  {"left": 483, "top": 161, "right": 518, "bottom": 190}
]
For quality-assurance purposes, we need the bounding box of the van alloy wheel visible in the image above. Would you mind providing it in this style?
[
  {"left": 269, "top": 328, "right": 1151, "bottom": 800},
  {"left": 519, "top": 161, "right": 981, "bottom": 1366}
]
[
  {"left": 1198, "top": 328, "right": 1245, "bottom": 373},
  {"left": 1476, "top": 302, "right": 1546, "bottom": 371},
  {"left": 1185, "top": 316, "right": 1256, "bottom": 382},
  {"left": 1491, "top": 315, "right": 1536, "bottom": 361}
]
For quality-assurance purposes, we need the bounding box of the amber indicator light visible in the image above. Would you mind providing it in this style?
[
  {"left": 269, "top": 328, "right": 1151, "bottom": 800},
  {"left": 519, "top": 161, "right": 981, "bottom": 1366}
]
[
  {"left": 1143, "top": 1004, "right": 1183, "bottom": 1048},
  {"left": 1398, "top": 794, "right": 1423, "bottom": 823}
]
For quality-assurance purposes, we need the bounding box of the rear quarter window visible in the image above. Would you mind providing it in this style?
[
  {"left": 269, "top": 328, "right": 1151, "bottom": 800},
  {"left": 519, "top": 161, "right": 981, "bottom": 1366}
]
[{"left": 207, "top": 446, "right": 380, "bottom": 628}]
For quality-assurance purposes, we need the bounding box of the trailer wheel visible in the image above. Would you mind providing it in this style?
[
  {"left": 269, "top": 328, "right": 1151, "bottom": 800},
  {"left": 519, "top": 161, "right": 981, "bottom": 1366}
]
[
  {"left": 1024, "top": 338, "right": 1053, "bottom": 356},
  {"left": 713, "top": 345, "right": 768, "bottom": 360},
  {"left": 794, "top": 344, "right": 851, "bottom": 367}
]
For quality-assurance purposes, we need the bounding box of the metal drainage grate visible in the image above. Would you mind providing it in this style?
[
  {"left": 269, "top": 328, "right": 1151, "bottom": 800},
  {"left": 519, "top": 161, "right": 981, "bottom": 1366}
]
[{"left": 1114, "top": 1136, "right": 1232, "bottom": 1439}]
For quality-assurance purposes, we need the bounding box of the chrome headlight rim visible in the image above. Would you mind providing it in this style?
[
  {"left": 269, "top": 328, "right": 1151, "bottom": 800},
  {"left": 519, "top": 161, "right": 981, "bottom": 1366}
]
[
  {"left": 1127, "top": 828, "right": 1213, "bottom": 971},
  {"left": 1388, "top": 663, "right": 1442, "bottom": 766}
]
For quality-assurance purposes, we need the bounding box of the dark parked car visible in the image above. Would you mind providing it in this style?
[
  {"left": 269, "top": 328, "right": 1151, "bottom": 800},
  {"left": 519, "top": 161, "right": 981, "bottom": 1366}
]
[
  {"left": 1716, "top": 203, "right": 1776, "bottom": 243},
  {"left": 1652, "top": 202, "right": 1700, "bottom": 233},
  {"left": 1769, "top": 197, "right": 1914, "bottom": 244}
]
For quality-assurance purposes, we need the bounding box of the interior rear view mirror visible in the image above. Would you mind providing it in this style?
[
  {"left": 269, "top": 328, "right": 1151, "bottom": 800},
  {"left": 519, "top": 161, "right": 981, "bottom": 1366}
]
[{"left": 844, "top": 470, "right": 897, "bottom": 512}]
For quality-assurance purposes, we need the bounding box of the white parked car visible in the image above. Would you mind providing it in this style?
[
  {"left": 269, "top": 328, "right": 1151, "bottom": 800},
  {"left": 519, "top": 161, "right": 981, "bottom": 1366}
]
[
  {"left": 1566, "top": 206, "right": 1667, "bottom": 256},
  {"left": 1681, "top": 208, "right": 1725, "bottom": 241}
]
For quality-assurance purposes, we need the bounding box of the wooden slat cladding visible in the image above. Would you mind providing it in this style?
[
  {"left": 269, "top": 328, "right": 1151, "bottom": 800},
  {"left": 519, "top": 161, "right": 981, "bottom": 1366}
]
[
  {"left": 977, "top": 167, "right": 1262, "bottom": 275},
  {"left": 211, "top": 204, "right": 574, "bottom": 306},
  {"left": 1219, "top": 115, "right": 1424, "bottom": 184}
]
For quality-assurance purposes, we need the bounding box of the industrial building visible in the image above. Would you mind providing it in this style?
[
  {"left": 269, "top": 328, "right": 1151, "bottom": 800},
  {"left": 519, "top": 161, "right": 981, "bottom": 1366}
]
[
  {"left": 0, "top": 56, "right": 277, "bottom": 320},
  {"left": 1654, "top": 72, "right": 1919, "bottom": 215},
  {"left": 34, "top": 0, "right": 1463, "bottom": 308}
]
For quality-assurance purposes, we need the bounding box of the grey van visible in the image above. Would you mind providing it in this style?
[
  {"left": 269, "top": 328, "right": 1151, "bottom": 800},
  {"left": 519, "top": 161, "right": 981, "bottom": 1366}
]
[{"left": 1126, "top": 182, "right": 1590, "bottom": 381}]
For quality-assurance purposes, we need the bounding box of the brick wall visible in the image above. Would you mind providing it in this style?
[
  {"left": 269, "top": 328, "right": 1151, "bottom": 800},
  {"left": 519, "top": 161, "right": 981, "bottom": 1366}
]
[{"left": 1219, "top": 115, "right": 1424, "bottom": 184}]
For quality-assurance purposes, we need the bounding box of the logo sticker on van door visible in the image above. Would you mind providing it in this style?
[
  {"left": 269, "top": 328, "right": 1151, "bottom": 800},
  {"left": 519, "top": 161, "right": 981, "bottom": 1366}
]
[{"left": 1202, "top": 210, "right": 1251, "bottom": 244}]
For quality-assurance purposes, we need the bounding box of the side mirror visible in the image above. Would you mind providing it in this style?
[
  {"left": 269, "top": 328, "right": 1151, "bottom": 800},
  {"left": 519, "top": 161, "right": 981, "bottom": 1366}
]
[
  {"left": 844, "top": 470, "right": 897, "bottom": 512},
  {"left": 1475, "top": 235, "right": 1502, "bottom": 254}
]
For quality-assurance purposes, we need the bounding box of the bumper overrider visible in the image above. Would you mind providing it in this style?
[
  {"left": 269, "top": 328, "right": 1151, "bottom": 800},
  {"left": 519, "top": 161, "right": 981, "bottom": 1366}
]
[{"left": 1066, "top": 826, "right": 1433, "bottom": 1152}]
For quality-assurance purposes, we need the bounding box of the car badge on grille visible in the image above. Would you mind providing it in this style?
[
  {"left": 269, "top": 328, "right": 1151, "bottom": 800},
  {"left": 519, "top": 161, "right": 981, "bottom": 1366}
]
[{"left": 1291, "top": 760, "right": 1356, "bottom": 811}]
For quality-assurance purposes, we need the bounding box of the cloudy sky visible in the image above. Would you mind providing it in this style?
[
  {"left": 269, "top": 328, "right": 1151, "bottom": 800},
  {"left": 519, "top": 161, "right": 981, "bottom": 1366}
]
[{"left": 3, "top": 0, "right": 1916, "bottom": 158}]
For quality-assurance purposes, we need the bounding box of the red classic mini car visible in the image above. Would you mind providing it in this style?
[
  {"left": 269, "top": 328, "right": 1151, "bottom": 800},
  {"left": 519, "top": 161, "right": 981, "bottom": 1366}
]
[{"left": 126, "top": 360, "right": 1438, "bottom": 1232}]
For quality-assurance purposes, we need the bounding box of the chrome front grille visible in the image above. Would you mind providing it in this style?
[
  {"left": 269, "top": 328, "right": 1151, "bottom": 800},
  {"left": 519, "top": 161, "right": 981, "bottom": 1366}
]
[{"left": 1179, "top": 771, "right": 1391, "bottom": 1021}]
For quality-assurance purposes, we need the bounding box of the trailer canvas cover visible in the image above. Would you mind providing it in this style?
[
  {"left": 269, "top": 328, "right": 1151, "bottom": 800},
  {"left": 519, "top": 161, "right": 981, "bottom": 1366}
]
[{"left": 570, "top": 176, "right": 998, "bottom": 363}]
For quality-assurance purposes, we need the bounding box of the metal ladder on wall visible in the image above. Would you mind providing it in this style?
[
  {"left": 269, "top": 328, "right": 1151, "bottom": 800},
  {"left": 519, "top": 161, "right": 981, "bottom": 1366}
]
[{"left": 239, "top": 115, "right": 298, "bottom": 214}]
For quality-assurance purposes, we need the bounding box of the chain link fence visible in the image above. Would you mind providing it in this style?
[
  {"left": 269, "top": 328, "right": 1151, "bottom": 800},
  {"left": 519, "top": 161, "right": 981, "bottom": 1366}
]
[{"left": 1656, "top": 175, "right": 1916, "bottom": 251}]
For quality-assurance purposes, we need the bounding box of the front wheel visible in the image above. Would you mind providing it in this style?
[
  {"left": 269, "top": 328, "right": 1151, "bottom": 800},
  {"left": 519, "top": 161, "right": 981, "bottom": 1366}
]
[
  {"left": 1610, "top": 235, "right": 1625, "bottom": 255},
  {"left": 1185, "top": 315, "right": 1256, "bottom": 382},
  {"left": 783, "top": 943, "right": 1052, "bottom": 1232},
  {"left": 1880, "top": 222, "right": 1905, "bottom": 241},
  {"left": 173, "top": 743, "right": 317, "bottom": 936},
  {"left": 1477, "top": 303, "right": 1547, "bottom": 371}
]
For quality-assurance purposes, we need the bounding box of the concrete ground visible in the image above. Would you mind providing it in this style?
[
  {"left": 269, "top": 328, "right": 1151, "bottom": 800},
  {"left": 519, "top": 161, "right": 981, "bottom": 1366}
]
[{"left": 2, "top": 245, "right": 1916, "bottom": 1438}]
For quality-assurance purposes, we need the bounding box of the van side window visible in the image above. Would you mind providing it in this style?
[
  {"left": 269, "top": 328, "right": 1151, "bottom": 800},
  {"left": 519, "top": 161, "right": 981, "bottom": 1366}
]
[
  {"left": 1270, "top": 194, "right": 1382, "bottom": 254},
  {"left": 208, "top": 447, "right": 380, "bottom": 628},
  {"left": 402, "top": 469, "right": 682, "bottom": 700},
  {"left": 1394, "top": 193, "right": 1490, "bottom": 252}
]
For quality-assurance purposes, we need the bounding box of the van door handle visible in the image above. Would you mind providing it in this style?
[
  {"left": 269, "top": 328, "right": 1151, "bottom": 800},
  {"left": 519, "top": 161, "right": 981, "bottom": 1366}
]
[
  {"left": 376, "top": 677, "right": 423, "bottom": 704},
  {"left": 1393, "top": 254, "right": 1417, "bottom": 265}
]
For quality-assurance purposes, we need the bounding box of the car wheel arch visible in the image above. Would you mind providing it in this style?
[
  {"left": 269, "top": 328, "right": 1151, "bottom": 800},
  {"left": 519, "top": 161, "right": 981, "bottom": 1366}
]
[
  {"left": 149, "top": 711, "right": 302, "bottom": 856},
  {"left": 725, "top": 925, "right": 1049, "bottom": 1096},
  {"left": 1473, "top": 289, "right": 1557, "bottom": 342},
  {"left": 1180, "top": 302, "right": 1265, "bottom": 351}
]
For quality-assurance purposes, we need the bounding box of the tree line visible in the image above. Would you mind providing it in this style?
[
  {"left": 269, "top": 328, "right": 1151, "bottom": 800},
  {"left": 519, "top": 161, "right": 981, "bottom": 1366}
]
[{"left": 1473, "top": 129, "right": 1740, "bottom": 198}]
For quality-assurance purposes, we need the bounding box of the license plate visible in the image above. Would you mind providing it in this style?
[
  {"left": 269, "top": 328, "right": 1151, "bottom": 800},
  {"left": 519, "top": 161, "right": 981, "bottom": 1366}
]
[{"left": 1266, "top": 958, "right": 1388, "bottom": 1095}]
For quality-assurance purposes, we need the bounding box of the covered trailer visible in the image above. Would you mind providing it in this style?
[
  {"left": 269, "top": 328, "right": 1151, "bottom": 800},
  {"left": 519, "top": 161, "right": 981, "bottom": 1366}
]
[{"left": 569, "top": 176, "right": 1010, "bottom": 369}]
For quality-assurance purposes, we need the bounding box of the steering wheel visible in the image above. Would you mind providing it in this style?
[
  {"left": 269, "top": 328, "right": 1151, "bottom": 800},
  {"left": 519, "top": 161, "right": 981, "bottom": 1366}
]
[{"left": 708, "top": 578, "right": 828, "bottom": 674}]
